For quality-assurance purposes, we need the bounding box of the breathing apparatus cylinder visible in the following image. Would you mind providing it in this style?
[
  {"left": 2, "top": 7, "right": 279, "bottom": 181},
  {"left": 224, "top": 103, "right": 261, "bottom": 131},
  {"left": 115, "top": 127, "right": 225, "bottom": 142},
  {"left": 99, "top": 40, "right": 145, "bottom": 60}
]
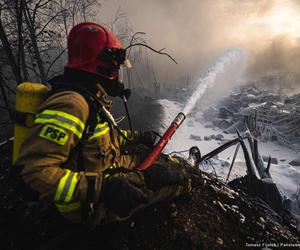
[{"left": 13, "top": 83, "right": 49, "bottom": 164}]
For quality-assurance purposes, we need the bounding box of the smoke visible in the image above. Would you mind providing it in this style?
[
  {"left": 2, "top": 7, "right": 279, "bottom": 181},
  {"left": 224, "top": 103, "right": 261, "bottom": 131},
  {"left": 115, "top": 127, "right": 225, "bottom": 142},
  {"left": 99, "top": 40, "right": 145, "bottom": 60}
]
[
  {"left": 100, "top": 0, "right": 300, "bottom": 93},
  {"left": 246, "top": 36, "right": 300, "bottom": 90}
]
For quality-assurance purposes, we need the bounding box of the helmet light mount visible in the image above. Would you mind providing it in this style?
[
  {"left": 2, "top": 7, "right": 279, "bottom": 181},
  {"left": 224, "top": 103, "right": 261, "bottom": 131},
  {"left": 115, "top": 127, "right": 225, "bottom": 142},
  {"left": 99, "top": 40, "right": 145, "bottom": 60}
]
[{"left": 96, "top": 48, "right": 126, "bottom": 66}]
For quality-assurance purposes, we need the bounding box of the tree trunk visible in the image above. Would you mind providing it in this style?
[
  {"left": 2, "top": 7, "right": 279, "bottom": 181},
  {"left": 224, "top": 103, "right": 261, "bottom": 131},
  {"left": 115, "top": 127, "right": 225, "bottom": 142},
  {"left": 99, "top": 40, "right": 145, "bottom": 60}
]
[
  {"left": 16, "top": 0, "right": 29, "bottom": 81},
  {"left": 23, "top": 2, "right": 46, "bottom": 83},
  {"left": 0, "top": 74, "right": 13, "bottom": 120},
  {"left": 0, "top": 15, "right": 22, "bottom": 84}
]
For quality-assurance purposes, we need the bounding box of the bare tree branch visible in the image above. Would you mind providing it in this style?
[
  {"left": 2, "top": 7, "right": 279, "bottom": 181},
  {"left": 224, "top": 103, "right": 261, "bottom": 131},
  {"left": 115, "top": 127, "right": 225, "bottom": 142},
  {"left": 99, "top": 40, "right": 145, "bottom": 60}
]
[
  {"left": 26, "top": 65, "right": 42, "bottom": 78},
  {"left": 45, "top": 47, "right": 66, "bottom": 79},
  {"left": 0, "top": 73, "right": 16, "bottom": 94},
  {"left": 127, "top": 32, "right": 146, "bottom": 56},
  {"left": 0, "top": 0, "right": 101, "bottom": 88},
  {"left": 0, "top": 74, "right": 13, "bottom": 120},
  {"left": 35, "top": 10, "right": 64, "bottom": 38},
  {"left": 0, "top": 11, "right": 22, "bottom": 83},
  {"left": 17, "top": 0, "right": 29, "bottom": 80},
  {"left": 23, "top": 1, "right": 47, "bottom": 82},
  {"left": 126, "top": 43, "right": 178, "bottom": 64}
]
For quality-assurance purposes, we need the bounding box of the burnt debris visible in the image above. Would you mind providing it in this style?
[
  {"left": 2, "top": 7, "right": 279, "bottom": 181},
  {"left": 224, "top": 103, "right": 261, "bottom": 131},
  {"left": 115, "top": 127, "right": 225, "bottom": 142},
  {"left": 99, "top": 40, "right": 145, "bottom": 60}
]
[{"left": 203, "top": 83, "right": 300, "bottom": 152}]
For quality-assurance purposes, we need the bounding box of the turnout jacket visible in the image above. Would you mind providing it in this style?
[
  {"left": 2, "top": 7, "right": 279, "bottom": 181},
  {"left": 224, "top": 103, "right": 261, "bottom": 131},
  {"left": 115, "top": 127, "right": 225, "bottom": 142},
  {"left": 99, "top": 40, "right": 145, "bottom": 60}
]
[{"left": 15, "top": 87, "right": 141, "bottom": 221}]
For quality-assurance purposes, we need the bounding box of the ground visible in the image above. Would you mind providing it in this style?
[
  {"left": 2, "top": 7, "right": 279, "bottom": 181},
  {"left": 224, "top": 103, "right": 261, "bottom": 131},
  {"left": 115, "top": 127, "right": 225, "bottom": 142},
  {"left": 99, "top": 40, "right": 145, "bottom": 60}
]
[{"left": 0, "top": 142, "right": 299, "bottom": 250}]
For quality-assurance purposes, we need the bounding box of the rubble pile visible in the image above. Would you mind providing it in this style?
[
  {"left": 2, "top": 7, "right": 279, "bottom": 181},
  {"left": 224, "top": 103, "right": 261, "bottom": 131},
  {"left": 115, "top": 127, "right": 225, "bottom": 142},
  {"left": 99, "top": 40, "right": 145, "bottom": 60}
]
[
  {"left": 0, "top": 142, "right": 299, "bottom": 250},
  {"left": 203, "top": 84, "right": 300, "bottom": 151}
]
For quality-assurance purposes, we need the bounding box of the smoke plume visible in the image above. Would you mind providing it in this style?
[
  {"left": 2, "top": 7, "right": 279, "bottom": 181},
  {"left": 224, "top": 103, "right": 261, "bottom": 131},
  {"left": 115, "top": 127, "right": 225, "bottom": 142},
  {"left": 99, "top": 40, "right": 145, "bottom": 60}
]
[{"left": 100, "top": 0, "right": 300, "bottom": 93}]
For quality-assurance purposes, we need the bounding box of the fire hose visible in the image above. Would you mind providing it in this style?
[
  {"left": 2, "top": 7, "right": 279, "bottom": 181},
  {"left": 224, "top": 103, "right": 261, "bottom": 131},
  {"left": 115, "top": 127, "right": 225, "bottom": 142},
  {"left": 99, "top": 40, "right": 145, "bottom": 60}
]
[
  {"left": 136, "top": 110, "right": 258, "bottom": 180},
  {"left": 137, "top": 112, "right": 186, "bottom": 170}
]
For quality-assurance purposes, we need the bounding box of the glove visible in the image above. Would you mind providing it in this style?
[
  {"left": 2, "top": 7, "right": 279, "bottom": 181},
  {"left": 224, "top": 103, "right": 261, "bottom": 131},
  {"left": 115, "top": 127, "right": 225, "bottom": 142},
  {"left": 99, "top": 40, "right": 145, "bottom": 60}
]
[
  {"left": 134, "top": 146, "right": 152, "bottom": 165},
  {"left": 139, "top": 131, "right": 160, "bottom": 148},
  {"left": 101, "top": 171, "right": 148, "bottom": 217},
  {"left": 144, "top": 164, "right": 190, "bottom": 191}
]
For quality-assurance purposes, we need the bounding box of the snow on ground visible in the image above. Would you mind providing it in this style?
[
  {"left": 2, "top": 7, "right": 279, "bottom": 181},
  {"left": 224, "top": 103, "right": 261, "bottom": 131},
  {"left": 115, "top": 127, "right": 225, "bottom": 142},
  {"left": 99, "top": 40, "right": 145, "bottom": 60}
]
[{"left": 158, "top": 99, "right": 300, "bottom": 201}]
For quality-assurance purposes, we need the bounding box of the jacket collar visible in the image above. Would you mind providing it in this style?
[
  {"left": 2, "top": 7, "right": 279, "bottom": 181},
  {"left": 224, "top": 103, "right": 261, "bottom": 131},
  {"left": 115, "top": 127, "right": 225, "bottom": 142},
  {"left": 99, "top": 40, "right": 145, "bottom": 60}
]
[{"left": 48, "top": 69, "right": 113, "bottom": 109}]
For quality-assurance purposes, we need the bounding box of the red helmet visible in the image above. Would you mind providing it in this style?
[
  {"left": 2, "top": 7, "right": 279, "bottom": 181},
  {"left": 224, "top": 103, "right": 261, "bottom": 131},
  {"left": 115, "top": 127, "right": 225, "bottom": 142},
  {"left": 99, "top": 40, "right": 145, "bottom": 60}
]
[{"left": 66, "top": 22, "right": 127, "bottom": 80}]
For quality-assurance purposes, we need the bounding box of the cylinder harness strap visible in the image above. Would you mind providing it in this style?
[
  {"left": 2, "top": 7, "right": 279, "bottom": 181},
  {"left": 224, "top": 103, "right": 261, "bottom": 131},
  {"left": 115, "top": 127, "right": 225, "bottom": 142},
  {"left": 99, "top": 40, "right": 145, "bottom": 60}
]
[{"left": 15, "top": 111, "right": 36, "bottom": 128}]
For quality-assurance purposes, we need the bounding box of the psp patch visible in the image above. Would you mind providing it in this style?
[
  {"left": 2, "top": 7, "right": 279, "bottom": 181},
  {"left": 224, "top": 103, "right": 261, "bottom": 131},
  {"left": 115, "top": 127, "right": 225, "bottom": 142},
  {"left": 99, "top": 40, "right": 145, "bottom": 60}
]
[{"left": 39, "top": 124, "right": 69, "bottom": 145}]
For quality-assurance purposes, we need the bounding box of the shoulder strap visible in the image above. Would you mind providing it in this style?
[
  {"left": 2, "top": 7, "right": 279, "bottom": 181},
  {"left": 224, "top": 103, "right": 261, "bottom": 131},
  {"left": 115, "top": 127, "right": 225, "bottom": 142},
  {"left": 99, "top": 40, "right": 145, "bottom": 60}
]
[
  {"left": 77, "top": 90, "right": 99, "bottom": 139},
  {"left": 48, "top": 81, "right": 101, "bottom": 222},
  {"left": 49, "top": 82, "right": 99, "bottom": 171},
  {"left": 50, "top": 82, "right": 99, "bottom": 134},
  {"left": 74, "top": 90, "right": 98, "bottom": 172}
]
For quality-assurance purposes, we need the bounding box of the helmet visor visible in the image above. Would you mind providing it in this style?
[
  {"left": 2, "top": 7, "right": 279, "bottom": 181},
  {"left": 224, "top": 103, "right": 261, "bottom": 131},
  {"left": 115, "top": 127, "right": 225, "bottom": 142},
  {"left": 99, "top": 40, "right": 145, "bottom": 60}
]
[{"left": 97, "top": 48, "right": 132, "bottom": 68}]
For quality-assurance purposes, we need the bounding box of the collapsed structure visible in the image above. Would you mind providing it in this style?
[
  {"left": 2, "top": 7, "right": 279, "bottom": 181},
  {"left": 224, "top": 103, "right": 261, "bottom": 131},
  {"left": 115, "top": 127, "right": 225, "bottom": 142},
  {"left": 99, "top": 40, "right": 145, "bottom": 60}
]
[
  {"left": 254, "top": 96, "right": 300, "bottom": 152},
  {"left": 204, "top": 83, "right": 300, "bottom": 152}
]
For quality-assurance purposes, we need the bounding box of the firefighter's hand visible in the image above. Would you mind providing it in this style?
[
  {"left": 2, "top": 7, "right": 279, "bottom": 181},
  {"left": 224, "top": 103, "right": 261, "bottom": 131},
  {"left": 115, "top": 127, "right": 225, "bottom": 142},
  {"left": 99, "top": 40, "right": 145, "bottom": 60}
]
[
  {"left": 134, "top": 147, "right": 150, "bottom": 165},
  {"left": 139, "top": 131, "right": 160, "bottom": 148},
  {"left": 101, "top": 171, "right": 148, "bottom": 217},
  {"left": 144, "top": 164, "right": 190, "bottom": 191}
]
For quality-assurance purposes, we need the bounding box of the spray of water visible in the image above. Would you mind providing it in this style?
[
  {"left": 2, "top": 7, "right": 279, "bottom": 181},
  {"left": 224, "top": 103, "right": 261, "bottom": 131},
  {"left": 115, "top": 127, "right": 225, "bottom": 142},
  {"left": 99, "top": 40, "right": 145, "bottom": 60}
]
[{"left": 182, "top": 48, "right": 246, "bottom": 115}]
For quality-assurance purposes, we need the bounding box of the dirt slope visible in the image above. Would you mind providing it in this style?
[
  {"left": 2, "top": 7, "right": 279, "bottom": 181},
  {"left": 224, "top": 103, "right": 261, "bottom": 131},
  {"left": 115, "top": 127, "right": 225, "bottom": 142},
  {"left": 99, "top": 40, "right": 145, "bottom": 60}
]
[{"left": 0, "top": 142, "right": 299, "bottom": 250}]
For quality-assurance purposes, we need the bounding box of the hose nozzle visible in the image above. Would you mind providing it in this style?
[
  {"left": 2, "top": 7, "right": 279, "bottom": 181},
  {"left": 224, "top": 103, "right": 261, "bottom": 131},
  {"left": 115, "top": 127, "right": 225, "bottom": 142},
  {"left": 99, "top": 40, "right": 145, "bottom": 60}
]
[{"left": 173, "top": 112, "right": 185, "bottom": 127}]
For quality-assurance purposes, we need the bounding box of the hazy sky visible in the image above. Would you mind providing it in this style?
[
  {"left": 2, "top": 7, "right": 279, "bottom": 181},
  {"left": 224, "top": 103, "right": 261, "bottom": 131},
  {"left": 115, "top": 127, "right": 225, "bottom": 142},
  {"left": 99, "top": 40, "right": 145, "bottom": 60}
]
[{"left": 98, "top": 0, "right": 300, "bottom": 92}]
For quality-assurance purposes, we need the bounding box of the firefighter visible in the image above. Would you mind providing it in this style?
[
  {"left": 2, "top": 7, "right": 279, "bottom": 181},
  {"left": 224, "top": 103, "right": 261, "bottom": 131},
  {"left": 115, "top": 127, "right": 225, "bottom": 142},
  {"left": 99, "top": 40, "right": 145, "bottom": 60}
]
[{"left": 13, "top": 22, "right": 191, "bottom": 225}]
